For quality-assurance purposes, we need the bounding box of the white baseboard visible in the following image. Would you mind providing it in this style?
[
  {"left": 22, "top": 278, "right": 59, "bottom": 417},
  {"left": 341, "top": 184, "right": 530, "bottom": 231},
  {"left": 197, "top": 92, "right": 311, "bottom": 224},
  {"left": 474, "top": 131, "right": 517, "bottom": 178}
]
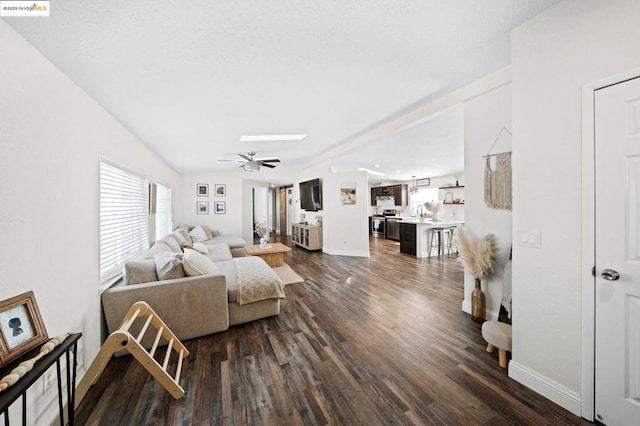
[
  {"left": 322, "top": 249, "right": 370, "bottom": 257},
  {"left": 508, "top": 361, "right": 582, "bottom": 417}
]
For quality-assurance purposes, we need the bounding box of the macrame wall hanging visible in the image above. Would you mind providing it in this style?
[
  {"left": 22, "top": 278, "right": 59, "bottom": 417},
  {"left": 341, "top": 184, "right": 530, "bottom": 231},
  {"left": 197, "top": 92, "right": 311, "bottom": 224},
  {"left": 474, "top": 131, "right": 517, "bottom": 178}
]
[{"left": 483, "top": 127, "right": 512, "bottom": 210}]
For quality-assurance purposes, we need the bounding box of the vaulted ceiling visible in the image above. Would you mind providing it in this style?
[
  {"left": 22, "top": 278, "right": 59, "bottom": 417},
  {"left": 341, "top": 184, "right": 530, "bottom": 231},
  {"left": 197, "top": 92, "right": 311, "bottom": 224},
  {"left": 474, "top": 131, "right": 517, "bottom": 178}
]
[{"left": 5, "top": 0, "right": 561, "bottom": 179}]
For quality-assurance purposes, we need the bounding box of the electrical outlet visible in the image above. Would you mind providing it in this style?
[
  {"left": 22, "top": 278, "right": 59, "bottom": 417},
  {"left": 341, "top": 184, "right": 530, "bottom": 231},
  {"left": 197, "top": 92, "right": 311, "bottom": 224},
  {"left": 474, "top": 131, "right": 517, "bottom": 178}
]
[{"left": 43, "top": 370, "right": 55, "bottom": 394}]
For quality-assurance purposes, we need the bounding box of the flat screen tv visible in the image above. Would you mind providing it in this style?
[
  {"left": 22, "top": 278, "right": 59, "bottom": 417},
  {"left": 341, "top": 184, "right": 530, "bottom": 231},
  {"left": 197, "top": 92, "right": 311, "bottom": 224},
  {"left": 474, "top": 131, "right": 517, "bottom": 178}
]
[{"left": 299, "top": 178, "right": 322, "bottom": 211}]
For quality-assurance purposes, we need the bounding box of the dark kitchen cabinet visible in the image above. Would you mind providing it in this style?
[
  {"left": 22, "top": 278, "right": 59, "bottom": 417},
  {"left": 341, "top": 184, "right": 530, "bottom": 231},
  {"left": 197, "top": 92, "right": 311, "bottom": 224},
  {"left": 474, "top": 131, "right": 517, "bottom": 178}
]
[
  {"left": 370, "top": 184, "right": 408, "bottom": 206},
  {"left": 399, "top": 222, "right": 416, "bottom": 255},
  {"left": 392, "top": 184, "right": 408, "bottom": 206}
]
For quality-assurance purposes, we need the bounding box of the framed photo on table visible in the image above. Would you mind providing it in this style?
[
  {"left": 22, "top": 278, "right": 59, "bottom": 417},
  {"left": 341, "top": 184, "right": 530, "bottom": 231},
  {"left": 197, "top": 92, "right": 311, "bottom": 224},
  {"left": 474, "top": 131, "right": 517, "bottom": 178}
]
[{"left": 0, "top": 291, "right": 48, "bottom": 367}]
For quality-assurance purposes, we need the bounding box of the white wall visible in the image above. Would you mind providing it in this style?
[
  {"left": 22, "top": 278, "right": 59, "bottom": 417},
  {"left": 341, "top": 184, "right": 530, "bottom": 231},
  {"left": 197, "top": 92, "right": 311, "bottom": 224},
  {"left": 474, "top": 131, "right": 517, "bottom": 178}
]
[
  {"left": 463, "top": 83, "right": 513, "bottom": 319},
  {"left": 322, "top": 171, "right": 370, "bottom": 256},
  {"left": 510, "top": 0, "right": 640, "bottom": 416},
  {"left": 174, "top": 167, "right": 299, "bottom": 242},
  {"left": 0, "top": 21, "right": 180, "bottom": 424}
]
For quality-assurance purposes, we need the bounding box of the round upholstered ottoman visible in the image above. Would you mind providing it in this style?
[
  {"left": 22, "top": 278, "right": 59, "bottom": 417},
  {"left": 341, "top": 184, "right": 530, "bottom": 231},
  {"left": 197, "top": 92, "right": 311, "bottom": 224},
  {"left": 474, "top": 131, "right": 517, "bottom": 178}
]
[{"left": 481, "top": 321, "right": 512, "bottom": 368}]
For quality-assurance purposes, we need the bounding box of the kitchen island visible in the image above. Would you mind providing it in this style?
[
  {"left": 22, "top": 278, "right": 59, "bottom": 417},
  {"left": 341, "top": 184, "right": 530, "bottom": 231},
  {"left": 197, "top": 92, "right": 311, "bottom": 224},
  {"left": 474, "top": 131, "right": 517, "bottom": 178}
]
[{"left": 398, "top": 218, "right": 464, "bottom": 258}]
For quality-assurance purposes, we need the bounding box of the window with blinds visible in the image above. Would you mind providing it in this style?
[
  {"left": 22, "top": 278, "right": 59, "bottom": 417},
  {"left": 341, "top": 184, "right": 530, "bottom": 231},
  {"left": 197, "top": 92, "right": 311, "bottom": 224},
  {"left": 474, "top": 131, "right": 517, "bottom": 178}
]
[
  {"left": 154, "top": 183, "right": 172, "bottom": 240},
  {"left": 100, "top": 161, "right": 149, "bottom": 281}
]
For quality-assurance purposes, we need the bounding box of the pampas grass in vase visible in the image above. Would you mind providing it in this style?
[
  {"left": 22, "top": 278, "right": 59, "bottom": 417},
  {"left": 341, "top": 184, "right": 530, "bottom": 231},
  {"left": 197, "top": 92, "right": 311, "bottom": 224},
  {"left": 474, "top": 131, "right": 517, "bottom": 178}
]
[{"left": 457, "top": 228, "right": 497, "bottom": 322}]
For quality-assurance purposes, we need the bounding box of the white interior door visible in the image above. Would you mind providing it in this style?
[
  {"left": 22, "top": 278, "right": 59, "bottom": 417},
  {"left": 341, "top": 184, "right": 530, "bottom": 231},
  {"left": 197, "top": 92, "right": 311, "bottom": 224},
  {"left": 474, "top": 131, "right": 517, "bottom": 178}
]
[{"left": 595, "top": 76, "right": 640, "bottom": 425}]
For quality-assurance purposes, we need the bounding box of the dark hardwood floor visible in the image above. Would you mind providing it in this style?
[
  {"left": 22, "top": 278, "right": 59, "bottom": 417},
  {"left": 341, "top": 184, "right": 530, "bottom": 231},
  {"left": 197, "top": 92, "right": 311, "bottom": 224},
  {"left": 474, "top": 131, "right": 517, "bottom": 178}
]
[{"left": 76, "top": 236, "right": 591, "bottom": 425}]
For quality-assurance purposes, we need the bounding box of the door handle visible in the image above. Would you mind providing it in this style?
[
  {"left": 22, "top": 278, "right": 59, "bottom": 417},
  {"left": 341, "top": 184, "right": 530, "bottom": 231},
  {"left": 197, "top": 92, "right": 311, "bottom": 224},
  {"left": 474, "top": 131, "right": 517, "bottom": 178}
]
[{"left": 601, "top": 269, "right": 620, "bottom": 281}]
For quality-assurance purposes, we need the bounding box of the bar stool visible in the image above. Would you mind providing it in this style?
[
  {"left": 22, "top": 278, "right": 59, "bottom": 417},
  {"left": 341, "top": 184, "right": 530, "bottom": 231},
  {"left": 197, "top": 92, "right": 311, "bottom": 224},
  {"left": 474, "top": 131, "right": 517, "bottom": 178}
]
[
  {"left": 445, "top": 226, "right": 457, "bottom": 255},
  {"left": 428, "top": 228, "right": 445, "bottom": 257}
]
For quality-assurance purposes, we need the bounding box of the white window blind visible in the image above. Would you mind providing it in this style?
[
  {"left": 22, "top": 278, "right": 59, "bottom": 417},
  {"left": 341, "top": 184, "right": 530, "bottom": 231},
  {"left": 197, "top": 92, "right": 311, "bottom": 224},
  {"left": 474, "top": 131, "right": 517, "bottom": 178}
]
[
  {"left": 155, "top": 183, "right": 172, "bottom": 240},
  {"left": 100, "top": 162, "right": 148, "bottom": 279}
]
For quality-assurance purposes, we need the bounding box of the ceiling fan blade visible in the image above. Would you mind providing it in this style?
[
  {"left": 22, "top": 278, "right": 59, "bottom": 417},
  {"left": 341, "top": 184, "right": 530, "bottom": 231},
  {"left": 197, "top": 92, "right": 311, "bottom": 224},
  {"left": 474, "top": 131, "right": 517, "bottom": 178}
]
[
  {"left": 238, "top": 153, "right": 252, "bottom": 161},
  {"left": 256, "top": 158, "right": 280, "bottom": 163},
  {"left": 218, "top": 159, "right": 246, "bottom": 162},
  {"left": 260, "top": 162, "right": 276, "bottom": 168}
]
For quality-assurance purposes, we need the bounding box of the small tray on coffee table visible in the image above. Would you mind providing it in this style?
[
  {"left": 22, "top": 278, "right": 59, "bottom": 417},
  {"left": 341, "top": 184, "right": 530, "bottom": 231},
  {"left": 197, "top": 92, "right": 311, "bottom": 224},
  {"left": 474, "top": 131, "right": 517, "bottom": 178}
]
[{"left": 244, "top": 242, "right": 292, "bottom": 267}]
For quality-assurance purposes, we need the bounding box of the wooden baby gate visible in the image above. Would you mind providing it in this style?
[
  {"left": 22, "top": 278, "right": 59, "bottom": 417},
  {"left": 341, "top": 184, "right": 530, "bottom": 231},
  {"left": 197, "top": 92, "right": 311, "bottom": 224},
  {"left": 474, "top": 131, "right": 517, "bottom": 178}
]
[{"left": 75, "top": 301, "right": 189, "bottom": 408}]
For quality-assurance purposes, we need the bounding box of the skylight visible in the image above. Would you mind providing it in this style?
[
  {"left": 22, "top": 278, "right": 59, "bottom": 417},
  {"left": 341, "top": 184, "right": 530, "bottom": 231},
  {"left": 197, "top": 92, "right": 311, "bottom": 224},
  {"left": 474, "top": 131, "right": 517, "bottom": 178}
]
[{"left": 240, "top": 134, "right": 307, "bottom": 142}]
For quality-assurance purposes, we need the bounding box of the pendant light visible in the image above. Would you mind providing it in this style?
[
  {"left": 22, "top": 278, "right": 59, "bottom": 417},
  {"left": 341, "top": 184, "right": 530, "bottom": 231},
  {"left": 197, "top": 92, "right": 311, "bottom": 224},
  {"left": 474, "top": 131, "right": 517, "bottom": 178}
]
[{"left": 409, "top": 176, "right": 419, "bottom": 195}]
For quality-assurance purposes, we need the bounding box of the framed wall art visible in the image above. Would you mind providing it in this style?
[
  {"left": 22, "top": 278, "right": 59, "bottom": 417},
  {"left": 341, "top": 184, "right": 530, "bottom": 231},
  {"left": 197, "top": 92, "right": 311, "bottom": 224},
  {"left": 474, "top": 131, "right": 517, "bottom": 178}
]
[
  {"left": 214, "top": 201, "right": 226, "bottom": 214},
  {"left": 340, "top": 182, "right": 356, "bottom": 205},
  {"left": 214, "top": 184, "right": 226, "bottom": 197},
  {"left": 197, "top": 201, "right": 209, "bottom": 215},
  {"left": 416, "top": 178, "right": 430, "bottom": 187},
  {"left": 0, "top": 291, "right": 48, "bottom": 367},
  {"left": 196, "top": 183, "right": 209, "bottom": 197}
]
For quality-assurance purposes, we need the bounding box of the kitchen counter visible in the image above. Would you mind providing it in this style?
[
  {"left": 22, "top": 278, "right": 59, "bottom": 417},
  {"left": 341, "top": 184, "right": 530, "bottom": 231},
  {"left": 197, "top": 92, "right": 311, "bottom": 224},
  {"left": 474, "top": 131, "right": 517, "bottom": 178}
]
[{"left": 398, "top": 218, "right": 464, "bottom": 258}]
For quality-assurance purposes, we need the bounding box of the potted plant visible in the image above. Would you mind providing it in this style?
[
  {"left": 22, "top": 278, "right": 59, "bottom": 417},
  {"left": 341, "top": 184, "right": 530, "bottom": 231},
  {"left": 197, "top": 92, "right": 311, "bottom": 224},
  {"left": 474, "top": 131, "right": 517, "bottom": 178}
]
[{"left": 457, "top": 228, "right": 497, "bottom": 322}]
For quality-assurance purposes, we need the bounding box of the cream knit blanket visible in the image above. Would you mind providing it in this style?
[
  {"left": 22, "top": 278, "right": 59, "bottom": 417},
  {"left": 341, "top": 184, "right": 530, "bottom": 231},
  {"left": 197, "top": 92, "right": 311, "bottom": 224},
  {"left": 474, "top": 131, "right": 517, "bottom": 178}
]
[{"left": 235, "top": 257, "right": 286, "bottom": 305}]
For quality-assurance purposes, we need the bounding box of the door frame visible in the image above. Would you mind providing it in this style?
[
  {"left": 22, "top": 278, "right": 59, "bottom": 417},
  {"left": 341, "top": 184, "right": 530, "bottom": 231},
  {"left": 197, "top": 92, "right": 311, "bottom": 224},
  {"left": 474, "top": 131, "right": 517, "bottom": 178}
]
[{"left": 580, "top": 67, "right": 640, "bottom": 421}]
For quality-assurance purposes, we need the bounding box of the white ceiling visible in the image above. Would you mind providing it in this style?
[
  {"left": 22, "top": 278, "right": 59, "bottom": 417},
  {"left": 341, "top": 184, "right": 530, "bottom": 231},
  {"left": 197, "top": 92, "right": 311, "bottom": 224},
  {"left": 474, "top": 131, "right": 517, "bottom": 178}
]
[{"left": 4, "top": 0, "right": 560, "bottom": 179}]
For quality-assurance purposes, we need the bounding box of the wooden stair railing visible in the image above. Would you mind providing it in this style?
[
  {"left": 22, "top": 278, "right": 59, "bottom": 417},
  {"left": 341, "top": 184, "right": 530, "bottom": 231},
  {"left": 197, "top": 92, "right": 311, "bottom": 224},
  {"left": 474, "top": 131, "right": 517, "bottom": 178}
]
[{"left": 75, "top": 301, "right": 189, "bottom": 408}]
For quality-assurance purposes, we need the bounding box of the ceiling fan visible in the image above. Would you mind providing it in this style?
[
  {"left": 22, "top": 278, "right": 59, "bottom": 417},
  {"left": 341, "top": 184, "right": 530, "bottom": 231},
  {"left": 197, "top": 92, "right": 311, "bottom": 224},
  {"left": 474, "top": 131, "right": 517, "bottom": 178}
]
[{"left": 218, "top": 152, "right": 280, "bottom": 171}]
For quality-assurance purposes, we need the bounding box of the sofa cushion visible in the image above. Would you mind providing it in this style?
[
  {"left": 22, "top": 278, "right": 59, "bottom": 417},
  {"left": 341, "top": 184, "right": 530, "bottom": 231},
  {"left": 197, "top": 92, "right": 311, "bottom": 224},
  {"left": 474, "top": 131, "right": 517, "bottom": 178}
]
[
  {"left": 154, "top": 252, "right": 186, "bottom": 280},
  {"left": 170, "top": 230, "right": 188, "bottom": 245},
  {"left": 206, "top": 235, "right": 246, "bottom": 249},
  {"left": 159, "top": 236, "right": 182, "bottom": 253},
  {"left": 124, "top": 257, "right": 158, "bottom": 285},
  {"left": 205, "top": 242, "right": 233, "bottom": 262},
  {"left": 148, "top": 241, "right": 174, "bottom": 255},
  {"left": 183, "top": 248, "right": 219, "bottom": 276},
  {"left": 189, "top": 225, "right": 208, "bottom": 243},
  {"left": 216, "top": 259, "right": 240, "bottom": 302}
]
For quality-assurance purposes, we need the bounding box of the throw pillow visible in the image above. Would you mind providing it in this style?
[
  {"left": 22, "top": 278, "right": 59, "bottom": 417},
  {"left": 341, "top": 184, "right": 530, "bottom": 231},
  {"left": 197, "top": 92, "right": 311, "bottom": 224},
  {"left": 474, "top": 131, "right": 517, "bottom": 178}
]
[
  {"left": 175, "top": 227, "right": 192, "bottom": 244},
  {"left": 192, "top": 242, "right": 210, "bottom": 254},
  {"left": 183, "top": 248, "right": 219, "bottom": 276},
  {"left": 201, "top": 224, "right": 214, "bottom": 240},
  {"left": 124, "top": 258, "right": 158, "bottom": 285},
  {"left": 188, "top": 225, "right": 208, "bottom": 243},
  {"left": 159, "top": 236, "right": 182, "bottom": 253},
  {"left": 154, "top": 252, "right": 186, "bottom": 280},
  {"left": 171, "top": 230, "right": 187, "bottom": 245}
]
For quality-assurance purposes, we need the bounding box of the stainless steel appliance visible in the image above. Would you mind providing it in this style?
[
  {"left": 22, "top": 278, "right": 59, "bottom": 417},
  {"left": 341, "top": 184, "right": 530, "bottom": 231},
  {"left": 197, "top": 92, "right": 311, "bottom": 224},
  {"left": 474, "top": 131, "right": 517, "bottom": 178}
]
[
  {"left": 382, "top": 209, "right": 400, "bottom": 241},
  {"left": 370, "top": 215, "right": 385, "bottom": 237},
  {"left": 386, "top": 218, "right": 400, "bottom": 241}
]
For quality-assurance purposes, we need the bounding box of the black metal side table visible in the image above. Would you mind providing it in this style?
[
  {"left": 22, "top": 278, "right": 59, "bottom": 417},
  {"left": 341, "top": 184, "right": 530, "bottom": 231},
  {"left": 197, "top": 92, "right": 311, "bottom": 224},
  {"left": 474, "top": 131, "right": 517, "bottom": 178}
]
[{"left": 0, "top": 332, "right": 82, "bottom": 426}]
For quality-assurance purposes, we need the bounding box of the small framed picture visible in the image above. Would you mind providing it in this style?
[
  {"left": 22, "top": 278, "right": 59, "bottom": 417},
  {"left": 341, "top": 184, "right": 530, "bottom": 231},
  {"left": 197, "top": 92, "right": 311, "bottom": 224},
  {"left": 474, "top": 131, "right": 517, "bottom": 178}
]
[
  {"left": 214, "top": 201, "right": 226, "bottom": 214},
  {"left": 214, "top": 184, "right": 226, "bottom": 197},
  {"left": 197, "top": 201, "right": 209, "bottom": 215},
  {"left": 0, "top": 291, "right": 48, "bottom": 367},
  {"left": 416, "top": 178, "right": 430, "bottom": 187},
  {"left": 196, "top": 183, "right": 209, "bottom": 197}
]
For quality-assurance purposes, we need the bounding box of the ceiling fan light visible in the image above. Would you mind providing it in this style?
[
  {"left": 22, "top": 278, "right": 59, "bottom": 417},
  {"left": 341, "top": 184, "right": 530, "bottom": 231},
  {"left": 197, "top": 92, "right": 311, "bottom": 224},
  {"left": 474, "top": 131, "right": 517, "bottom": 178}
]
[{"left": 242, "top": 162, "right": 260, "bottom": 171}]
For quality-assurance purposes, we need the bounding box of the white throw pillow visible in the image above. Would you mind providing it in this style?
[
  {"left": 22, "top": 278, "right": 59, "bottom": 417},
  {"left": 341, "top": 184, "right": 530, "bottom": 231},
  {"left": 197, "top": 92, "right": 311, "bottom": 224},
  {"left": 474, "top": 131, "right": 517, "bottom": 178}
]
[
  {"left": 188, "top": 225, "right": 208, "bottom": 243},
  {"left": 154, "top": 252, "right": 185, "bottom": 280},
  {"left": 183, "top": 248, "right": 219, "bottom": 276},
  {"left": 192, "top": 242, "right": 209, "bottom": 254}
]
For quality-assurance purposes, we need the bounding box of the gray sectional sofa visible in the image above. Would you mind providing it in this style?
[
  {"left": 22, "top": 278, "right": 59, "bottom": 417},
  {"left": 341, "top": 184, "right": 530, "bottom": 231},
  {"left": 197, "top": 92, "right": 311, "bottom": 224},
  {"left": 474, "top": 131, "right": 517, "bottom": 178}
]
[{"left": 101, "top": 225, "right": 285, "bottom": 344}]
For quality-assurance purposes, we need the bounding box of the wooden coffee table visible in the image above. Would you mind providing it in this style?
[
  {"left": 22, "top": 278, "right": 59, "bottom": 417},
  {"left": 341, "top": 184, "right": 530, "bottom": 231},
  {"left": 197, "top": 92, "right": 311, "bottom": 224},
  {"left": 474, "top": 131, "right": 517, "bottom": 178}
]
[{"left": 244, "top": 242, "right": 292, "bottom": 267}]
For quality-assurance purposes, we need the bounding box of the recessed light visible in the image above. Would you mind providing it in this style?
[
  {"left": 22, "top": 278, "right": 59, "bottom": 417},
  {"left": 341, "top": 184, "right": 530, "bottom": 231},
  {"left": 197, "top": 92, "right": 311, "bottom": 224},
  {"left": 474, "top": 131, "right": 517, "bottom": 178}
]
[
  {"left": 240, "top": 134, "right": 307, "bottom": 142},
  {"left": 357, "top": 168, "right": 386, "bottom": 176},
  {"left": 396, "top": 171, "right": 401, "bottom": 174},
  {"left": 375, "top": 164, "right": 380, "bottom": 168}
]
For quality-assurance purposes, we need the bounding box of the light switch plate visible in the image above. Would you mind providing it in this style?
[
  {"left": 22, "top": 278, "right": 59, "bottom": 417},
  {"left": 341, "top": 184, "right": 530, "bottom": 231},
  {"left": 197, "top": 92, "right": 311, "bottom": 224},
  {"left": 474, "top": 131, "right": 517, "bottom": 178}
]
[{"left": 518, "top": 229, "right": 541, "bottom": 248}]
